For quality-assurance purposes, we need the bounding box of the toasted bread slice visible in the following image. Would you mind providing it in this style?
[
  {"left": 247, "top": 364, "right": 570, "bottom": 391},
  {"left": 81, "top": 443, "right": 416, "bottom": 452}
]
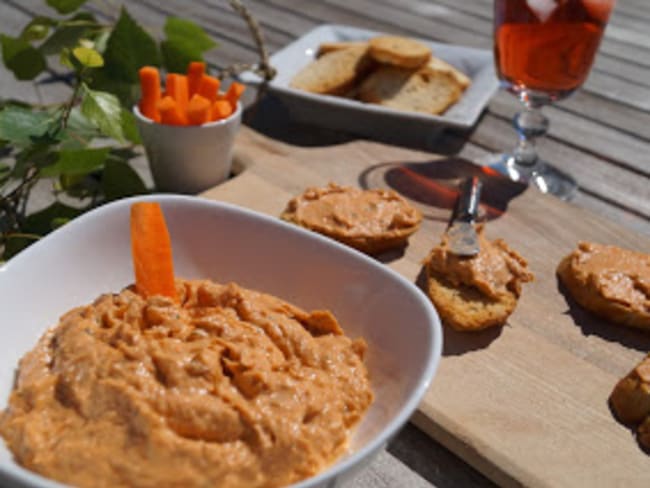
[
  {"left": 368, "top": 36, "right": 431, "bottom": 69},
  {"left": 317, "top": 41, "right": 368, "bottom": 57},
  {"left": 425, "top": 268, "right": 518, "bottom": 331},
  {"left": 281, "top": 183, "right": 422, "bottom": 255},
  {"left": 423, "top": 230, "right": 533, "bottom": 331},
  {"left": 358, "top": 65, "right": 462, "bottom": 115},
  {"left": 427, "top": 56, "right": 471, "bottom": 90},
  {"left": 610, "top": 354, "right": 650, "bottom": 425},
  {"left": 557, "top": 242, "right": 650, "bottom": 331},
  {"left": 290, "top": 45, "right": 372, "bottom": 95},
  {"left": 610, "top": 354, "right": 650, "bottom": 450}
]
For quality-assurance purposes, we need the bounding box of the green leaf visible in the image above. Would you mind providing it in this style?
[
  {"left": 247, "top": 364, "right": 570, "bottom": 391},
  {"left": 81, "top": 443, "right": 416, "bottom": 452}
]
[
  {"left": 21, "top": 17, "right": 56, "bottom": 42},
  {"left": 58, "top": 172, "right": 100, "bottom": 197},
  {"left": 0, "top": 35, "right": 47, "bottom": 81},
  {"left": 12, "top": 143, "right": 58, "bottom": 178},
  {"left": 164, "top": 17, "right": 216, "bottom": 52},
  {"left": 0, "top": 106, "right": 54, "bottom": 144},
  {"left": 81, "top": 84, "right": 125, "bottom": 142},
  {"left": 51, "top": 217, "right": 71, "bottom": 228},
  {"left": 102, "top": 158, "right": 147, "bottom": 201},
  {"left": 120, "top": 108, "right": 141, "bottom": 144},
  {"left": 46, "top": 0, "right": 88, "bottom": 14},
  {"left": 39, "top": 13, "right": 96, "bottom": 55},
  {"left": 58, "top": 106, "right": 100, "bottom": 148},
  {"left": 3, "top": 235, "right": 36, "bottom": 260},
  {"left": 160, "top": 40, "right": 194, "bottom": 75},
  {"left": 40, "top": 147, "right": 109, "bottom": 177},
  {"left": 102, "top": 7, "right": 160, "bottom": 83},
  {"left": 161, "top": 17, "right": 216, "bottom": 73},
  {"left": 73, "top": 46, "right": 104, "bottom": 67},
  {"left": 87, "top": 69, "right": 137, "bottom": 107},
  {"left": 93, "top": 29, "right": 110, "bottom": 53},
  {"left": 22, "top": 202, "right": 83, "bottom": 235}
]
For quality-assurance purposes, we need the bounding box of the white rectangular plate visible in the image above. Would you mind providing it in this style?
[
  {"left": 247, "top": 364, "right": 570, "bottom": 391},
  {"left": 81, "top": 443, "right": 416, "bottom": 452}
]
[{"left": 241, "top": 24, "right": 499, "bottom": 139}]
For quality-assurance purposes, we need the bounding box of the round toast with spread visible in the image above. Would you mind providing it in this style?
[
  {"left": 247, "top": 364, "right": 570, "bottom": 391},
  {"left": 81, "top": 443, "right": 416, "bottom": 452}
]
[
  {"left": 281, "top": 183, "right": 422, "bottom": 254},
  {"left": 557, "top": 241, "right": 650, "bottom": 330},
  {"left": 424, "top": 228, "right": 534, "bottom": 331}
]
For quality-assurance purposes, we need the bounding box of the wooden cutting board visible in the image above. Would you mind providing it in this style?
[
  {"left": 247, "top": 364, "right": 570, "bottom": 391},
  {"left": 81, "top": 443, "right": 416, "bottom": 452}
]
[{"left": 202, "top": 127, "right": 650, "bottom": 487}]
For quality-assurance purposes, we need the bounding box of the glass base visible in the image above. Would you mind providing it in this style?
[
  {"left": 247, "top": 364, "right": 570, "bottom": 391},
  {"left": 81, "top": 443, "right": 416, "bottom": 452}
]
[{"left": 482, "top": 153, "right": 577, "bottom": 201}]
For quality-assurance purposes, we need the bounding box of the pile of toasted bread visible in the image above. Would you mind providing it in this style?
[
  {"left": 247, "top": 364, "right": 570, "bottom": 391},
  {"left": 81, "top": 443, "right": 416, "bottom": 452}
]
[{"left": 290, "top": 35, "right": 470, "bottom": 116}]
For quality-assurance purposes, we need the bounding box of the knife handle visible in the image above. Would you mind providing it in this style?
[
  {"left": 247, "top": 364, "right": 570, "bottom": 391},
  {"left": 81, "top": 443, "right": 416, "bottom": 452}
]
[{"left": 455, "top": 176, "right": 482, "bottom": 222}]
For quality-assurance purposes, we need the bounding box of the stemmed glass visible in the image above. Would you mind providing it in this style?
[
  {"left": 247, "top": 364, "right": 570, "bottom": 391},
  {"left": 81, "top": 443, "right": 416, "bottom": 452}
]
[{"left": 486, "top": 0, "right": 616, "bottom": 200}]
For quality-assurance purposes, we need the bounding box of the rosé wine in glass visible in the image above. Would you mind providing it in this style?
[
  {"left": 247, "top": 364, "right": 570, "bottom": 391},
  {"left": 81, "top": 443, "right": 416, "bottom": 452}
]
[{"left": 486, "top": 0, "right": 616, "bottom": 199}]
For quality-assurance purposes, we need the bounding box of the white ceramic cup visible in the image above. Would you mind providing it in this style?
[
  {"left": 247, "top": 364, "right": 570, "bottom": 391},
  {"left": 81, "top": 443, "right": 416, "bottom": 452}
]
[{"left": 133, "top": 102, "right": 242, "bottom": 194}]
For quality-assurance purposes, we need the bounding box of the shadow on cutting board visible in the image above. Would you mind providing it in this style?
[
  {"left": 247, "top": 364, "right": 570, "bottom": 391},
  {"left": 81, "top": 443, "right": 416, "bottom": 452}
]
[
  {"left": 557, "top": 278, "right": 650, "bottom": 352},
  {"left": 414, "top": 267, "right": 503, "bottom": 356},
  {"left": 358, "top": 157, "right": 527, "bottom": 222}
]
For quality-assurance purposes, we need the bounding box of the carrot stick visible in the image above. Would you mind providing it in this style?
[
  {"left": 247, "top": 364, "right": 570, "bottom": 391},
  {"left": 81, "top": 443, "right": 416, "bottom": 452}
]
[
  {"left": 211, "top": 100, "right": 233, "bottom": 121},
  {"left": 157, "top": 96, "right": 188, "bottom": 126},
  {"left": 165, "top": 73, "right": 189, "bottom": 114},
  {"left": 224, "top": 81, "right": 245, "bottom": 111},
  {"left": 130, "top": 202, "right": 177, "bottom": 302},
  {"left": 138, "top": 66, "right": 161, "bottom": 122},
  {"left": 197, "top": 75, "right": 221, "bottom": 103},
  {"left": 187, "top": 94, "right": 211, "bottom": 125},
  {"left": 187, "top": 61, "right": 206, "bottom": 97}
]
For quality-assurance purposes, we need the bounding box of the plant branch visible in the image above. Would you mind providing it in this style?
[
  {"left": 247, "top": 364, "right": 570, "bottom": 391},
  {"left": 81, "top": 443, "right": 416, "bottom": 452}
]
[
  {"left": 59, "top": 77, "right": 83, "bottom": 133},
  {"left": 4, "top": 232, "right": 41, "bottom": 241},
  {"left": 221, "top": 0, "right": 276, "bottom": 82}
]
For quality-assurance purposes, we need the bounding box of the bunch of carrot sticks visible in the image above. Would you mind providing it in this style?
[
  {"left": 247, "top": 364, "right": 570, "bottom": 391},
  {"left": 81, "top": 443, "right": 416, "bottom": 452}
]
[{"left": 138, "top": 62, "right": 245, "bottom": 126}]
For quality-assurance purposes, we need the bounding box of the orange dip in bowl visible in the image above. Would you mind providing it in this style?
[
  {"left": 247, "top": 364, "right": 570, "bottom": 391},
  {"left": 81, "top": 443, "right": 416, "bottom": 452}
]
[{"left": 0, "top": 279, "right": 373, "bottom": 488}]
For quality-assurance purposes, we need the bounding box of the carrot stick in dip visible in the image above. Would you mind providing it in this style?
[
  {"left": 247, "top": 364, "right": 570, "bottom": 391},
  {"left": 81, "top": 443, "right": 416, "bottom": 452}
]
[
  {"left": 197, "top": 75, "right": 221, "bottom": 103},
  {"left": 157, "top": 96, "right": 187, "bottom": 126},
  {"left": 138, "top": 66, "right": 161, "bottom": 122},
  {"left": 211, "top": 100, "right": 233, "bottom": 121},
  {"left": 225, "top": 81, "right": 245, "bottom": 111},
  {"left": 187, "top": 94, "right": 211, "bottom": 125},
  {"left": 187, "top": 61, "right": 206, "bottom": 97},
  {"left": 130, "top": 202, "right": 177, "bottom": 302}
]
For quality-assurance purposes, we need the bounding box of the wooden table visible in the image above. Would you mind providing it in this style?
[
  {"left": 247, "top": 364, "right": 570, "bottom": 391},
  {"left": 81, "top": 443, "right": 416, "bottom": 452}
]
[{"left": 1, "top": 1, "right": 649, "bottom": 487}]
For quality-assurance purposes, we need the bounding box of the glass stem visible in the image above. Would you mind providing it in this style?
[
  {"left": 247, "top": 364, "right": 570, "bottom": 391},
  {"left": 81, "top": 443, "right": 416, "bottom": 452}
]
[{"left": 513, "top": 106, "right": 549, "bottom": 168}]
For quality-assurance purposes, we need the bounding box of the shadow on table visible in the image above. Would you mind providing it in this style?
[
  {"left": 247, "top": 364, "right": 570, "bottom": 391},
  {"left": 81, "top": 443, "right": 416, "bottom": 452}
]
[
  {"left": 387, "top": 423, "right": 498, "bottom": 488},
  {"left": 414, "top": 266, "right": 504, "bottom": 355},
  {"left": 359, "top": 157, "right": 527, "bottom": 222},
  {"left": 557, "top": 277, "right": 650, "bottom": 352},
  {"left": 244, "top": 95, "right": 476, "bottom": 154}
]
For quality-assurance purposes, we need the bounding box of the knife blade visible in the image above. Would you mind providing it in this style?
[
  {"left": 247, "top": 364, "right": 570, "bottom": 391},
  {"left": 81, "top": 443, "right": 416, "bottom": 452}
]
[{"left": 447, "top": 176, "right": 482, "bottom": 256}]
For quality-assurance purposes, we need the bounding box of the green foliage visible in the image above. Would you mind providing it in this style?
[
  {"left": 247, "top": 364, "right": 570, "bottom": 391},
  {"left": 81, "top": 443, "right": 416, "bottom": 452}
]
[
  {"left": 40, "top": 147, "right": 109, "bottom": 177},
  {"left": 46, "top": 0, "right": 88, "bottom": 14},
  {"left": 0, "top": 34, "right": 46, "bottom": 80},
  {"left": 102, "top": 158, "right": 147, "bottom": 201},
  {"left": 0, "top": 1, "right": 221, "bottom": 261},
  {"left": 20, "top": 17, "right": 56, "bottom": 42},
  {"left": 39, "top": 12, "right": 97, "bottom": 55},
  {"left": 22, "top": 202, "right": 82, "bottom": 235},
  {"left": 81, "top": 84, "right": 126, "bottom": 143},
  {"left": 0, "top": 106, "right": 56, "bottom": 145},
  {"left": 102, "top": 8, "right": 160, "bottom": 84},
  {"left": 161, "top": 17, "right": 217, "bottom": 73},
  {"left": 73, "top": 46, "right": 103, "bottom": 67}
]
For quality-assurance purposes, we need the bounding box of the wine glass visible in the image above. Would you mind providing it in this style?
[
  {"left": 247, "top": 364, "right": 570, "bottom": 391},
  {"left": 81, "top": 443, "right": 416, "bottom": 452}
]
[{"left": 485, "top": 0, "right": 616, "bottom": 200}]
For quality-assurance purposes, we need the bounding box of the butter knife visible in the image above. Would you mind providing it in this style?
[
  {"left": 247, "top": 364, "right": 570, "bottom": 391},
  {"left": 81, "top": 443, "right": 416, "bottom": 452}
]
[{"left": 447, "top": 176, "right": 482, "bottom": 256}]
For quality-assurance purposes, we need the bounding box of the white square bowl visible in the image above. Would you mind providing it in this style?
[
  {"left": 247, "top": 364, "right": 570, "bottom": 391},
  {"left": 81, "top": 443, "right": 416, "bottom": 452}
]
[
  {"left": 241, "top": 24, "right": 498, "bottom": 141},
  {"left": 0, "top": 195, "right": 442, "bottom": 488}
]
